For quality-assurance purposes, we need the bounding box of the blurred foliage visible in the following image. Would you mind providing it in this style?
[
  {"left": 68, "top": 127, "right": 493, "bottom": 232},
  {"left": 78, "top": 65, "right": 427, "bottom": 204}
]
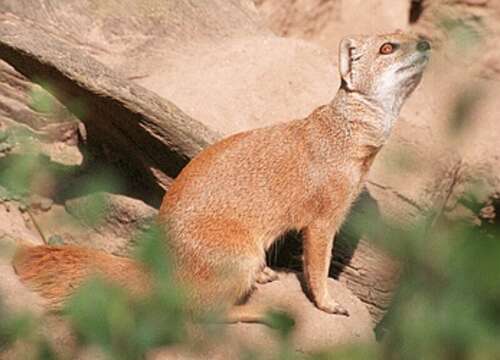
[
  {"left": 439, "top": 16, "right": 484, "bottom": 52},
  {"left": 63, "top": 172, "right": 124, "bottom": 229},
  {"left": 63, "top": 223, "right": 189, "bottom": 360},
  {"left": 0, "top": 298, "right": 57, "bottom": 359},
  {"left": 380, "top": 211, "right": 500, "bottom": 360},
  {"left": 29, "top": 85, "right": 56, "bottom": 115},
  {"left": 0, "top": 127, "right": 43, "bottom": 199},
  {"left": 0, "top": 302, "right": 36, "bottom": 350},
  {"left": 440, "top": 18, "right": 483, "bottom": 51},
  {"left": 29, "top": 80, "right": 82, "bottom": 121},
  {"left": 448, "top": 87, "right": 484, "bottom": 135}
]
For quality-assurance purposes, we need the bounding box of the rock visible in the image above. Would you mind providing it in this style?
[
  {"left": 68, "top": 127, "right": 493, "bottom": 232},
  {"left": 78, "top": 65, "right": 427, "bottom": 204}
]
[
  {"left": 152, "top": 272, "right": 374, "bottom": 359},
  {"left": 17, "top": 202, "right": 27, "bottom": 213},
  {"left": 28, "top": 194, "right": 53, "bottom": 212},
  {"left": 0, "top": 203, "right": 42, "bottom": 244},
  {"left": 0, "top": 253, "right": 47, "bottom": 315},
  {"left": 256, "top": 0, "right": 410, "bottom": 54},
  {"left": 227, "top": 272, "right": 374, "bottom": 351},
  {"left": 53, "top": 193, "right": 158, "bottom": 255},
  {"left": 65, "top": 192, "right": 157, "bottom": 238},
  {"left": 458, "top": 0, "right": 489, "bottom": 5},
  {"left": 39, "top": 197, "right": 53, "bottom": 212},
  {"left": 0, "top": 202, "right": 45, "bottom": 317}
]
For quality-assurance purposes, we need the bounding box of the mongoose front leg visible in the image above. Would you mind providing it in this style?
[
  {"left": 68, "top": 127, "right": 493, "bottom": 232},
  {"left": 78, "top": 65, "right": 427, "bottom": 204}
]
[{"left": 303, "top": 223, "right": 349, "bottom": 316}]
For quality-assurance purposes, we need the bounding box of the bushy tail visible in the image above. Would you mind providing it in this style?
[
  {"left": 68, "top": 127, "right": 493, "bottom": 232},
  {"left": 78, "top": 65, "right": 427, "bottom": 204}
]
[{"left": 13, "top": 245, "right": 150, "bottom": 309}]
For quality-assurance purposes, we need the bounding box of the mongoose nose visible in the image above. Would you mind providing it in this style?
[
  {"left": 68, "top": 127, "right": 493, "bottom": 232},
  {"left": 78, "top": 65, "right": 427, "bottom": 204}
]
[{"left": 417, "top": 39, "right": 431, "bottom": 52}]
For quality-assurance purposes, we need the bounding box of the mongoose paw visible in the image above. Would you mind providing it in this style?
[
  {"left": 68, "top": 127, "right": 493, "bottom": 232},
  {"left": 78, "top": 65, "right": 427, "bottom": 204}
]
[
  {"left": 317, "top": 299, "right": 350, "bottom": 316},
  {"left": 256, "top": 267, "right": 279, "bottom": 284}
]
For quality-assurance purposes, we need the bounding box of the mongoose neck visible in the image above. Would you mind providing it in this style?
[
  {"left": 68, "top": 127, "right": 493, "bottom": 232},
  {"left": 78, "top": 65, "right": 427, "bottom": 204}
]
[{"left": 330, "top": 87, "right": 399, "bottom": 142}]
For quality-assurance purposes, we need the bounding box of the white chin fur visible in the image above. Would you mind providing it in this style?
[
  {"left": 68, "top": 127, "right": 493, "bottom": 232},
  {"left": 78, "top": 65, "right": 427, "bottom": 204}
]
[
  {"left": 372, "top": 56, "right": 427, "bottom": 136},
  {"left": 376, "top": 54, "right": 427, "bottom": 100}
]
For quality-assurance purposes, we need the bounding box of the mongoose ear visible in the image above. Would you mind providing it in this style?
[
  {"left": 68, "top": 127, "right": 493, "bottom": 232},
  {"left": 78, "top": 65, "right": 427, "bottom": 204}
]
[{"left": 339, "top": 37, "right": 356, "bottom": 89}]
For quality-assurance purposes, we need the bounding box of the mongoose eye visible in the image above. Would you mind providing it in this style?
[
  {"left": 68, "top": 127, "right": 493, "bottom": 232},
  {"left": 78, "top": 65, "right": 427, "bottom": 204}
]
[{"left": 379, "top": 42, "right": 396, "bottom": 55}]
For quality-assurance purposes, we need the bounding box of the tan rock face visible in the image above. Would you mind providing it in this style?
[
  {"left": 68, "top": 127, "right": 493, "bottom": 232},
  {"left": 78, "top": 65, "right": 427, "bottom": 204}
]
[
  {"left": 152, "top": 273, "right": 374, "bottom": 360},
  {"left": 0, "top": 203, "right": 46, "bottom": 314},
  {"left": 256, "top": 0, "right": 410, "bottom": 51},
  {"left": 229, "top": 273, "right": 374, "bottom": 351},
  {"left": 136, "top": 36, "right": 336, "bottom": 134},
  {"left": 0, "top": 0, "right": 337, "bottom": 136}
]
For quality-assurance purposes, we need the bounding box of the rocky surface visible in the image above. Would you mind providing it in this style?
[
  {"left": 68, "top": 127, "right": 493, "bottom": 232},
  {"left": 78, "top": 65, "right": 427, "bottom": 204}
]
[
  {"left": 226, "top": 273, "right": 374, "bottom": 351},
  {"left": 0, "top": 203, "right": 46, "bottom": 314},
  {"left": 152, "top": 273, "right": 374, "bottom": 360}
]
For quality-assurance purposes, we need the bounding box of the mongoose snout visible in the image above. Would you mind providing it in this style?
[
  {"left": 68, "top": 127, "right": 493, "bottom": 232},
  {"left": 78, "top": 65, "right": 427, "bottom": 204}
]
[{"left": 13, "top": 32, "right": 430, "bottom": 324}]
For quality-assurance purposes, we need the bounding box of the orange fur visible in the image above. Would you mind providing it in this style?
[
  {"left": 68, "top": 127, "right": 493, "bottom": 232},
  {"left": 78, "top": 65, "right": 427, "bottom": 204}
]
[
  {"left": 13, "top": 33, "right": 430, "bottom": 319},
  {"left": 13, "top": 245, "right": 150, "bottom": 309}
]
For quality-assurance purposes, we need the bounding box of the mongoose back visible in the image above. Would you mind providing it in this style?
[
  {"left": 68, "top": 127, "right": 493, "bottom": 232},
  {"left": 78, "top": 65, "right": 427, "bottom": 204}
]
[{"left": 13, "top": 32, "right": 430, "bottom": 321}]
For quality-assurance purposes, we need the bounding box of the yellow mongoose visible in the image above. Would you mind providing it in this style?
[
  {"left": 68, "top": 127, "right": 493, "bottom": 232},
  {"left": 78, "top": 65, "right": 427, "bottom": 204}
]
[{"left": 13, "top": 32, "right": 430, "bottom": 321}]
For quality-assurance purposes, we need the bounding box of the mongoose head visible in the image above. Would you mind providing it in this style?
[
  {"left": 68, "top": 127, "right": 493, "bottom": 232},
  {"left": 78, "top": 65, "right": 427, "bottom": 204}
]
[{"left": 339, "top": 32, "right": 430, "bottom": 115}]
